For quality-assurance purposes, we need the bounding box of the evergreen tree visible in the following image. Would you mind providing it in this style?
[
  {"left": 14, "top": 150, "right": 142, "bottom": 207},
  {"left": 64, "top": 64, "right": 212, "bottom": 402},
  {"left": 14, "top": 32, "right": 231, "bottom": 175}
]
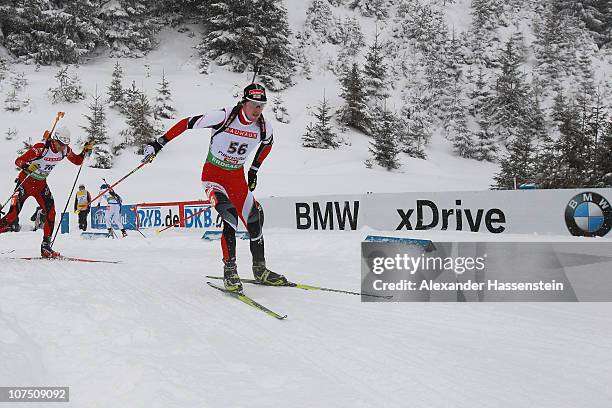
[
  {"left": 554, "top": 100, "right": 589, "bottom": 187},
  {"left": 108, "top": 61, "right": 125, "bottom": 109},
  {"left": 332, "top": 16, "right": 365, "bottom": 53},
  {"left": 398, "top": 104, "right": 427, "bottom": 159},
  {"left": 369, "top": 105, "right": 401, "bottom": 170},
  {"left": 48, "top": 66, "right": 85, "bottom": 103},
  {"left": 5, "top": 128, "right": 17, "bottom": 141},
  {"left": 0, "top": 0, "right": 102, "bottom": 64},
  {"left": 81, "top": 92, "right": 112, "bottom": 169},
  {"left": 363, "top": 27, "right": 390, "bottom": 101},
  {"left": 154, "top": 70, "right": 176, "bottom": 120},
  {"left": 4, "top": 88, "right": 21, "bottom": 112},
  {"left": 199, "top": 0, "right": 295, "bottom": 90},
  {"left": 532, "top": 1, "right": 582, "bottom": 82},
  {"left": 100, "top": 0, "right": 158, "bottom": 57},
  {"left": 122, "top": 90, "right": 158, "bottom": 154},
  {"left": 304, "top": 0, "right": 334, "bottom": 41},
  {"left": 272, "top": 95, "right": 290, "bottom": 124},
  {"left": 492, "top": 130, "right": 535, "bottom": 189},
  {"left": 349, "top": 0, "right": 390, "bottom": 19},
  {"left": 302, "top": 92, "right": 339, "bottom": 149},
  {"left": 467, "top": 65, "right": 492, "bottom": 117},
  {"left": 488, "top": 39, "right": 531, "bottom": 143},
  {"left": 337, "top": 63, "right": 371, "bottom": 133},
  {"left": 472, "top": 119, "right": 498, "bottom": 162}
]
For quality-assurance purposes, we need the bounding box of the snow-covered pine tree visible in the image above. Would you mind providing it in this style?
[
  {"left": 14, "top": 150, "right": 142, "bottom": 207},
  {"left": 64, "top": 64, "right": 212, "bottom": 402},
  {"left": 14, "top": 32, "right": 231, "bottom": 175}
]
[
  {"left": 363, "top": 27, "right": 390, "bottom": 102},
  {"left": 154, "top": 70, "right": 176, "bottom": 120},
  {"left": 198, "top": 0, "right": 295, "bottom": 90},
  {"left": 553, "top": 100, "right": 589, "bottom": 187},
  {"left": 369, "top": 105, "right": 401, "bottom": 170},
  {"left": 99, "top": 0, "right": 158, "bottom": 57},
  {"left": 492, "top": 130, "right": 535, "bottom": 189},
  {"left": 81, "top": 91, "right": 112, "bottom": 169},
  {"left": 5, "top": 128, "right": 17, "bottom": 141},
  {"left": 333, "top": 16, "right": 365, "bottom": 53},
  {"left": 108, "top": 61, "right": 125, "bottom": 109},
  {"left": 122, "top": 89, "right": 158, "bottom": 154},
  {"left": 472, "top": 118, "right": 498, "bottom": 162},
  {"left": 556, "top": 0, "right": 610, "bottom": 49},
  {"left": 337, "top": 62, "right": 371, "bottom": 133},
  {"left": 4, "top": 89, "right": 21, "bottom": 112},
  {"left": 532, "top": 0, "right": 582, "bottom": 83},
  {"left": 467, "top": 65, "right": 492, "bottom": 117},
  {"left": 49, "top": 66, "right": 85, "bottom": 103},
  {"left": 272, "top": 95, "right": 290, "bottom": 124},
  {"left": 349, "top": 0, "right": 390, "bottom": 19},
  {"left": 254, "top": 0, "right": 296, "bottom": 91},
  {"left": 488, "top": 39, "right": 531, "bottom": 144},
  {"left": 302, "top": 92, "right": 339, "bottom": 149},
  {"left": 596, "top": 116, "right": 612, "bottom": 186},
  {"left": 304, "top": 0, "right": 335, "bottom": 41},
  {"left": 398, "top": 104, "right": 427, "bottom": 159},
  {"left": 0, "top": 0, "right": 102, "bottom": 64}
]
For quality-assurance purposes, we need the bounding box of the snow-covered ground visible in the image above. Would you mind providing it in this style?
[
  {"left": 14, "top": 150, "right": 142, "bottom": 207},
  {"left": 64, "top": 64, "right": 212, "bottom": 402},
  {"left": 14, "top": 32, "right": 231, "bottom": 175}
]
[{"left": 1, "top": 229, "right": 611, "bottom": 407}]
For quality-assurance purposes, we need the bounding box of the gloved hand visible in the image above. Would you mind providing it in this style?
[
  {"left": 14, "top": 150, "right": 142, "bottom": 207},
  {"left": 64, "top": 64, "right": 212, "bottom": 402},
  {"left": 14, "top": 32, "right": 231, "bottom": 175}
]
[
  {"left": 247, "top": 169, "right": 258, "bottom": 192},
  {"left": 143, "top": 140, "right": 164, "bottom": 163},
  {"left": 25, "top": 163, "right": 39, "bottom": 173},
  {"left": 83, "top": 141, "right": 94, "bottom": 153},
  {"left": 74, "top": 210, "right": 80, "bottom": 215}
]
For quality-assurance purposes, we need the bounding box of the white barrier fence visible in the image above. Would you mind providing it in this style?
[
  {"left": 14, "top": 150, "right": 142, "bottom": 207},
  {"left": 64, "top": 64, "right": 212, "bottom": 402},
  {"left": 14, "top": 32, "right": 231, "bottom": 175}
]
[{"left": 259, "top": 188, "right": 612, "bottom": 237}]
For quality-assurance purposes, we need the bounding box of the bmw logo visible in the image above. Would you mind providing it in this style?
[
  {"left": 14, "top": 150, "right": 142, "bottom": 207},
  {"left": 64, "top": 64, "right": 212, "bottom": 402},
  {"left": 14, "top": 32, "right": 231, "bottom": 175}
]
[{"left": 565, "top": 192, "right": 612, "bottom": 237}]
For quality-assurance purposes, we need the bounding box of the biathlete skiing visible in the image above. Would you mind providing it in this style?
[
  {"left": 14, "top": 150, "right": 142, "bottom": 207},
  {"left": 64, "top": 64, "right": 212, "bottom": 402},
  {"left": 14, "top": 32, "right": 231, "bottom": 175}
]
[
  {"left": 142, "top": 83, "right": 288, "bottom": 293},
  {"left": 0, "top": 126, "right": 93, "bottom": 257}
]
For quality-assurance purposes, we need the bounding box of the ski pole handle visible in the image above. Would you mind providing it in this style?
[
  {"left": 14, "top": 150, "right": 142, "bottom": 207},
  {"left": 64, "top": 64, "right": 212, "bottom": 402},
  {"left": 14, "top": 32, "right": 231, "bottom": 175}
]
[
  {"left": 44, "top": 111, "right": 65, "bottom": 140},
  {"left": 154, "top": 207, "right": 209, "bottom": 235}
]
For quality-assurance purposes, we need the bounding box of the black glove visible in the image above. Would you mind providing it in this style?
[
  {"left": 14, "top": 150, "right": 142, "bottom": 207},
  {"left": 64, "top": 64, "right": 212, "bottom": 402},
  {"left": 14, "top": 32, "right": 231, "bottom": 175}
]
[
  {"left": 248, "top": 169, "right": 258, "bottom": 192},
  {"left": 143, "top": 139, "right": 165, "bottom": 163}
]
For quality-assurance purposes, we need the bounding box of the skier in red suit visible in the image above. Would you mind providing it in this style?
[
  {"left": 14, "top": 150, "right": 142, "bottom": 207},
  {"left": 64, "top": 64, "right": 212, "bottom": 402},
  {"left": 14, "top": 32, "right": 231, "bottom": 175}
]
[{"left": 0, "top": 126, "right": 93, "bottom": 257}]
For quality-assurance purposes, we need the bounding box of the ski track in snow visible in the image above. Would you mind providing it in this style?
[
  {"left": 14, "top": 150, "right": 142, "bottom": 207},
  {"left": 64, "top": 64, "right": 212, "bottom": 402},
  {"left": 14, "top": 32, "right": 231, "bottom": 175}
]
[{"left": 1, "top": 229, "right": 611, "bottom": 407}]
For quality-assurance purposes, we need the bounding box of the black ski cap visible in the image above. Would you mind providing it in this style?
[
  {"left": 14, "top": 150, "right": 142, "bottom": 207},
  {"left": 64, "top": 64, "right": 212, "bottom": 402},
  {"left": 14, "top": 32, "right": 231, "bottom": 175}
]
[{"left": 243, "top": 83, "right": 267, "bottom": 103}]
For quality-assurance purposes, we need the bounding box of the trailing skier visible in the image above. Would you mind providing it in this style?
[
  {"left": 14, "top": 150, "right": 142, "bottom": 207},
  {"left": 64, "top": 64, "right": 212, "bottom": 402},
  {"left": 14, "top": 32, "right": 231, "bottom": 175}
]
[{"left": 0, "top": 126, "right": 93, "bottom": 257}]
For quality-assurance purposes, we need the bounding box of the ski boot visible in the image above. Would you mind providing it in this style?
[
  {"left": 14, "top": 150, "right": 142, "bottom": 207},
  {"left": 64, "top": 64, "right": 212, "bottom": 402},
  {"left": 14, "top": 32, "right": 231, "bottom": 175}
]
[
  {"left": 41, "top": 238, "right": 60, "bottom": 258},
  {"left": 223, "top": 261, "right": 243, "bottom": 293},
  {"left": 121, "top": 229, "right": 128, "bottom": 237},
  {"left": 253, "top": 261, "right": 289, "bottom": 286},
  {"left": 107, "top": 228, "right": 115, "bottom": 238}
]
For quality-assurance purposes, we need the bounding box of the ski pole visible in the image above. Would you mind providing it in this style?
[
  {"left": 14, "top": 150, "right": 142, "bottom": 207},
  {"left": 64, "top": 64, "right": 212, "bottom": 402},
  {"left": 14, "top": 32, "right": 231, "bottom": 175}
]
[
  {"left": 1, "top": 173, "right": 32, "bottom": 212},
  {"left": 154, "top": 207, "right": 209, "bottom": 235},
  {"left": 50, "top": 161, "right": 85, "bottom": 248},
  {"left": 88, "top": 162, "right": 146, "bottom": 206}
]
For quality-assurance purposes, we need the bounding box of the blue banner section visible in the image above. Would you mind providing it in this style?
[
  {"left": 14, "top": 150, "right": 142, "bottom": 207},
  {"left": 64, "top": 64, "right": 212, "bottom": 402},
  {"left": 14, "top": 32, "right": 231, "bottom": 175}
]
[
  {"left": 137, "top": 205, "right": 215, "bottom": 229},
  {"left": 92, "top": 203, "right": 216, "bottom": 230},
  {"left": 91, "top": 205, "right": 138, "bottom": 230},
  {"left": 60, "top": 212, "right": 69, "bottom": 234}
]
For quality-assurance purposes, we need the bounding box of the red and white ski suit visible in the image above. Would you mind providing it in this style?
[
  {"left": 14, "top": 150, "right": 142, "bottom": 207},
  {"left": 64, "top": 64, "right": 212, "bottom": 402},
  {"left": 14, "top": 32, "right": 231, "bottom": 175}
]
[
  {"left": 159, "top": 105, "right": 273, "bottom": 263},
  {"left": 0, "top": 141, "right": 85, "bottom": 239}
]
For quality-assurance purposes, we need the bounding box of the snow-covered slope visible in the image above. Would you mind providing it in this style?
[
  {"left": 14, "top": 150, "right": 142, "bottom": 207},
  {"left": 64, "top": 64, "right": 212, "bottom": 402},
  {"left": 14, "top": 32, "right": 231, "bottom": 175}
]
[{"left": 1, "top": 229, "right": 611, "bottom": 408}]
